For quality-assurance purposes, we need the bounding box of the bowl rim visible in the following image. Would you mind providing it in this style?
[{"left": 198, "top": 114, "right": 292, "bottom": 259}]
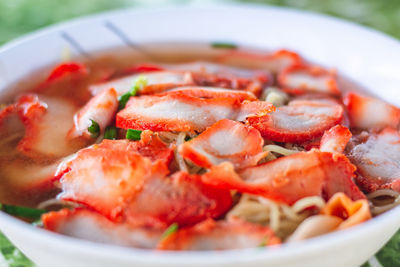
[{"left": 1, "top": 3, "right": 400, "bottom": 265}]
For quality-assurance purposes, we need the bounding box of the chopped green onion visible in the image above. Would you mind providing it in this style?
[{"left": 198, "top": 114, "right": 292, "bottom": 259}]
[
  {"left": 184, "top": 135, "right": 192, "bottom": 142},
  {"left": 130, "top": 75, "right": 148, "bottom": 95},
  {"left": 118, "top": 76, "right": 148, "bottom": 110},
  {"left": 126, "top": 129, "right": 142, "bottom": 140},
  {"left": 88, "top": 119, "right": 100, "bottom": 138},
  {"left": 211, "top": 42, "right": 237, "bottom": 49},
  {"left": 118, "top": 92, "right": 132, "bottom": 110},
  {"left": 160, "top": 223, "right": 179, "bottom": 240},
  {"left": 104, "top": 126, "right": 117, "bottom": 140},
  {"left": 258, "top": 236, "right": 270, "bottom": 247},
  {"left": 0, "top": 203, "right": 46, "bottom": 220}
]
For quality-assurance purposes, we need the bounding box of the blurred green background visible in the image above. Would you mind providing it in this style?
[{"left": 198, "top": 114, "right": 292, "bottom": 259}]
[
  {"left": 0, "top": 0, "right": 400, "bottom": 45},
  {"left": 0, "top": 0, "right": 399, "bottom": 266}
]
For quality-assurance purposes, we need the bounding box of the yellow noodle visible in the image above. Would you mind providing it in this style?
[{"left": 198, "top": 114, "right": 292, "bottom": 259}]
[
  {"left": 158, "top": 131, "right": 179, "bottom": 143},
  {"left": 263, "top": 144, "right": 299, "bottom": 156},
  {"left": 37, "top": 198, "right": 79, "bottom": 210},
  {"left": 175, "top": 132, "right": 188, "bottom": 172},
  {"left": 367, "top": 189, "right": 400, "bottom": 216},
  {"left": 228, "top": 194, "right": 325, "bottom": 240}
]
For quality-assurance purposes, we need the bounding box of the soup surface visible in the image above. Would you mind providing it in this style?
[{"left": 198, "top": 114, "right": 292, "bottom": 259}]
[{"left": 0, "top": 43, "right": 399, "bottom": 250}]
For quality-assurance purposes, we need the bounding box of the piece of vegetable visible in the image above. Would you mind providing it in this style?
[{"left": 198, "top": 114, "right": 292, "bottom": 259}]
[
  {"left": 87, "top": 119, "right": 100, "bottom": 138},
  {"left": 104, "top": 126, "right": 117, "bottom": 140},
  {"left": 0, "top": 203, "right": 46, "bottom": 220},
  {"left": 130, "top": 75, "right": 147, "bottom": 95},
  {"left": 118, "top": 76, "right": 148, "bottom": 109},
  {"left": 258, "top": 236, "right": 270, "bottom": 247},
  {"left": 160, "top": 223, "right": 179, "bottom": 241},
  {"left": 126, "top": 129, "right": 142, "bottom": 140},
  {"left": 211, "top": 42, "right": 237, "bottom": 49},
  {"left": 118, "top": 92, "right": 132, "bottom": 110}
]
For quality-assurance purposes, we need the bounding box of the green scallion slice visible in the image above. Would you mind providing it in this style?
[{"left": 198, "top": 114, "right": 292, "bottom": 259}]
[
  {"left": 130, "top": 75, "right": 148, "bottom": 96},
  {"left": 118, "top": 92, "right": 132, "bottom": 110},
  {"left": 258, "top": 236, "right": 269, "bottom": 247},
  {"left": 118, "top": 76, "right": 148, "bottom": 110},
  {"left": 0, "top": 204, "right": 46, "bottom": 220},
  {"left": 160, "top": 223, "right": 179, "bottom": 240},
  {"left": 104, "top": 126, "right": 117, "bottom": 140},
  {"left": 211, "top": 42, "right": 237, "bottom": 49},
  {"left": 126, "top": 129, "right": 142, "bottom": 140},
  {"left": 88, "top": 119, "right": 100, "bottom": 138}
]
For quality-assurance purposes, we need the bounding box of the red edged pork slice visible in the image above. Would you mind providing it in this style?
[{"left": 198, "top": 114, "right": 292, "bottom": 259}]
[
  {"left": 59, "top": 145, "right": 168, "bottom": 220},
  {"left": 320, "top": 153, "right": 365, "bottom": 201},
  {"left": 167, "top": 61, "right": 270, "bottom": 83},
  {"left": 158, "top": 86, "right": 257, "bottom": 101},
  {"left": 278, "top": 65, "right": 340, "bottom": 95},
  {"left": 36, "top": 62, "right": 88, "bottom": 91},
  {"left": 202, "top": 151, "right": 360, "bottom": 204},
  {"left": 116, "top": 94, "right": 275, "bottom": 133},
  {"left": 58, "top": 139, "right": 231, "bottom": 226},
  {"left": 216, "top": 49, "right": 302, "bottom": 74},
  {"left": 0, "top": 105, "right": 25, "bottom": 154},
  {"left": 96, "top": 131, "right": 174, "bottom": 166},
  {"left": 343, "top": 92, "right": 400, "bottom": 129},
  {"left": 68, "top": 88, "right": 118, "bottom": 140},
  {"left": 126, "top": 171, "right": 232, "bottom": 228},
  {"left": 168, "top": 61, "right": 270, "bottom": 96},
  {"left": 320, "top": 125, "right": 352, "bottom": 154},
  {"left": 348, "top": 128, "right": 400, "bottom": 192},
  {"left": 157, "top": 218, "right": 280, "bottom": 250},
  {"left": 16, "top": 94, "right": 85, "bottom": 159},
  {"left": 43, "top": 208, "right": 163, "bottom": 249},
  {"left": 0, "top": 159, "right": 59, "bottom": 193},
  {"left": 89, "top": 71, "right": 194, "bottom": 96},
  {"left": 247, "top": 99, "right": 343, "bottom": 143},
  {"left": 123, "top": 63, "right": 164, "bottom": 74},
  {"left": 179, "top": 119, "right": 266, "bottom": 169}
]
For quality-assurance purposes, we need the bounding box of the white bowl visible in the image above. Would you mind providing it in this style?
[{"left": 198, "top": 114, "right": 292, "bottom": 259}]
[{"left": 1, "top": 4, "right": 400, "bottom": 267}]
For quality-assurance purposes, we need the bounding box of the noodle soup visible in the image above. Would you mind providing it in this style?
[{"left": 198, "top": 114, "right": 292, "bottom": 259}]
[{"left": 0, "top": 43, "right": 399, "bottom": 250}]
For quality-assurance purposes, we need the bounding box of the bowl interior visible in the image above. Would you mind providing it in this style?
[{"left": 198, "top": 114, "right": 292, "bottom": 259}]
[{"left": 0, "top": 4, "right": 400, "bottom": 267}]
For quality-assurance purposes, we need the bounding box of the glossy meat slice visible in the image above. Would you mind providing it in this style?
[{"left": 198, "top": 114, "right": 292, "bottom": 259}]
[
  {"left": 247, "top": 99, "right": 343, "bottom": 143},
  {"left": 43, "top": 208, "right": 163, "bottom": 249},
  {"left": 167, "top": 61, "right": 270, "bottom": 96},
  {"left": 58, "top": 144, "right": 163, "bottom": 220},
  {"left": 0, "top": 160, "right": 58, "bottom": 192},
  {"left": 68, "top": 87, "right": 118, "bottom": 139},
  {"left": 157, "top": 218, "right": 280, "bottom": 250},
  {"left": 278, "top": 65, "right": 340, "bottom": 95},
  {"left": 320, "top": 125, "right": 352, "bottom": 154},
  {"left": 167, "top": 61, "right": 270, "bottom": 83},
  {"left": 116, "top": 94, "right": 275, "bottom": 133},
  {"left": 59, "top": 140, "right": 231, "bottom": 226},
  {"left": 216, "top": 49, "right": 302, "bottom": 73},
  {"left": 157, "top": 86, "right": 257, "bottom": 101},
  {"left": 202, "top": 151, "right": 362, "bottom": 204},
  {"left": 15, "top": 94, "right": 85, "bottom": 158},
  {"left": 98, "top": 131, "right": 174, "bottom": 166},
  {"left": 43, "top": 210, "right": 279, "bottom": 250},
  {"left": 89, "top": 71, "right": 194, "bottom": 96},
  {"left": 126, "top": 171, "right": 232, "bottom": 227},
  {"left": 343, "top": 92, "right": 400, "bottom": 129},
  {"left": 348, "top": 128, "right": 400, "bottom": 192},
  {"left": 179, "top": 119, "right": 266, "bottom": 169}
]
